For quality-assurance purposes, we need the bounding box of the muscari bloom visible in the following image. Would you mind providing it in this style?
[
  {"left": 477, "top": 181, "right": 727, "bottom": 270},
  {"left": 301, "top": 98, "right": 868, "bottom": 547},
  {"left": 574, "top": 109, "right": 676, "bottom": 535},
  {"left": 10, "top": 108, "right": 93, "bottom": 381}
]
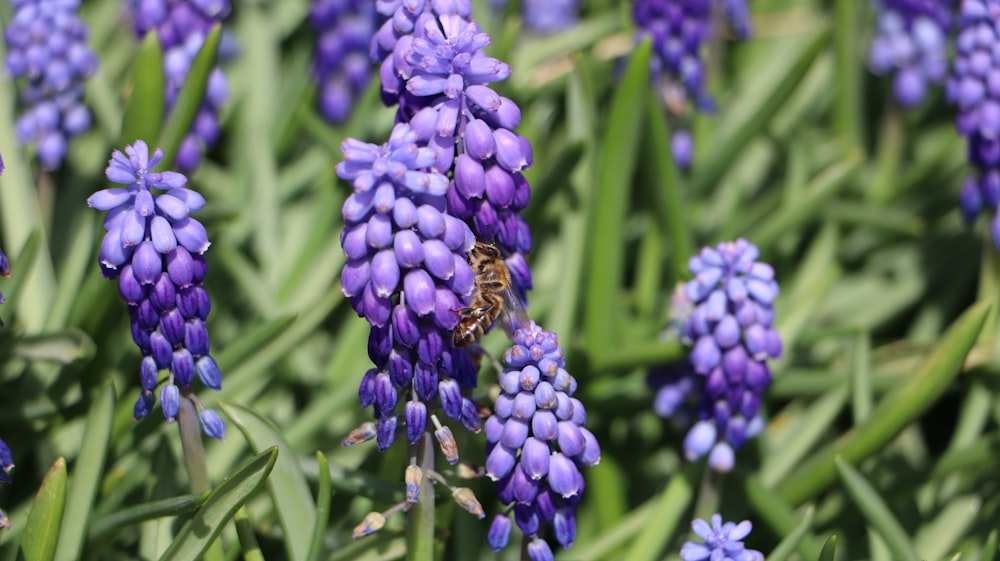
[
  {"left": 373, "top": 0, "right": 535, "bottom": 300},
  {"left": 868, "top": 0, "right": 952, "bottom": 107},
  {"left": 631, "top": 0, "right": 751, "bottom": 168},
  {"left": 128, "top": 0, "right": 231, "bottom": 173},
  {"left": 949, "top": 0, "right": 1000, "bottom": 248},
  {"left": 338, "top": 122, "right": 481, "bottom": 453},
  {"left": 3, "top": 0, "right": 98, "bottom": 170},
  {"left": 0, "top": 437, "right": 11, "bottom": 528},
  {"left": 87, "top": 141, "right": 225, "bottom": 439},
  {"left": 485, "top": 322, "right": 601, "bottom": 561},
  {"left": 680, "top": 514, "right": 764, "bottom": 561},
  {"left": 310, "top": 0, "right": 376, "bottom": 124},
  {"left": 650, "top": 239, "right": 781, "bottom": 472}
]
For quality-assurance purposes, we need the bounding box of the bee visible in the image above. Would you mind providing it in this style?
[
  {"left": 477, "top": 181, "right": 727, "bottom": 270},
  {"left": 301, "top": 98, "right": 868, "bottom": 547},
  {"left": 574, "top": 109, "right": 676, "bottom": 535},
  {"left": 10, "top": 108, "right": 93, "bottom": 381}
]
[{"left": 452, "top": 242, "right": 527, "bottom": 347}]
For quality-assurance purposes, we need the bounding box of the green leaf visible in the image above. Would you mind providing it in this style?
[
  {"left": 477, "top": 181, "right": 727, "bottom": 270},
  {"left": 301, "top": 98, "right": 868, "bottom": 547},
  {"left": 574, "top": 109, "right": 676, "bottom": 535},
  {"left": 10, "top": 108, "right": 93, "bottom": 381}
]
[
  {"left": 834, "top": 457, "right": 920, "bottom": 561},
  {"left": 645, "top": 96, "right": 691, "bottom": 280},
  {"left": 623, "top": 466, "right": 696, "bottom": 561},
  {"left": 982, "top": 529, "right": 998, "bottom": 561},
  {"left": 583, "top": 38, "right": 649, "bottom": 355},
  {"left": 88, "top": 493, "right": 209, "bottom": 542},
  {"left": 12, "top": 329, "right": 95, "bottom": 364},
  {"left": 120, "top": 31, "right": 166, "bottom": 145},
  {"left": 306, "top": 452, "right": 332, "bottom": 561},
  {"left": 744, "top": 476, "right": 821, "bottom": 561},
  {"left": 777, "top": 299, "right": 992, "bottom": 504},
  {"left": 818, "top": 535, "right": 838, "bottom": 561},
  {"left": 2, "top": 230, "right": 42, "bottom": 307},
  {"left": 21, "top": 458, "right": 68, "bottom": 561},
  {"left": 158, "top": 447, "right": 278, "bottom": 561},
  {"left": 53, "top": 384, "right": 115, "bottom": 561},
  {"left": 222, "top": 403, "right": 316, "bottom": 561},
  {"left": 156, "top": 24, "right": 221, "bottom": 166},
  {"left": 765, "top": 507, "right": 815, "bottom": 561}
]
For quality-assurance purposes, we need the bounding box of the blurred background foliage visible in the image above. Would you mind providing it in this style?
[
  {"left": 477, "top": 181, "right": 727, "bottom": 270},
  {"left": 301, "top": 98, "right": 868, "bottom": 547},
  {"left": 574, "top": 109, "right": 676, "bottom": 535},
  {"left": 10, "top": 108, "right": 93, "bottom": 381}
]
[{"left": 0, "top": 0, "right": 998, "bottom": 560}]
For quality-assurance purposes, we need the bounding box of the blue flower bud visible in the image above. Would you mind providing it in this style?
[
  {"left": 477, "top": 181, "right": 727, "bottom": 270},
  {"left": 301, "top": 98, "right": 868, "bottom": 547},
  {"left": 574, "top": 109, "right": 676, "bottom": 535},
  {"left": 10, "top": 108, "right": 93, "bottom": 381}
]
[
  {"left": 199, "top": 409, "right": 226, "bottom": 440},
  {"left": 487, "top": 514, "right": 512, "bottom": 552}
]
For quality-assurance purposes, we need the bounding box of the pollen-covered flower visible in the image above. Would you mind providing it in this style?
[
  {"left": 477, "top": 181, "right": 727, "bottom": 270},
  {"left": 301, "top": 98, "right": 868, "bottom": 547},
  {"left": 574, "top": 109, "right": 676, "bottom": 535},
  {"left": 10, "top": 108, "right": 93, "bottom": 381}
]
[
  {"left": 485, "top": 322, "right": 600, "bottom": 559},
  {"left": 310, "top": 0, "right": 376, "bottom": 123},
  {"left": 868, "top": 0, "right": 952, "bottom": 107},
  {"left": 127, "top": 0, "right": 231, "bottom": 172},
  {"left": 3, "top": 0, "right": 98, "bottom": 170},
  {"left": 88, "top": 141, "right": 224, "bottom": 439},
  {"left": 650, "top": 239, "right": 780, "bottom": 472},
  {"left": 680, "top": 514, "right": 764, "bottom": 561},
  {"left": 338, "top": 122, "right": 481, "bottom": 453},
  {"left": 631, "top": 0, "right": 751, "bottom": 168}
]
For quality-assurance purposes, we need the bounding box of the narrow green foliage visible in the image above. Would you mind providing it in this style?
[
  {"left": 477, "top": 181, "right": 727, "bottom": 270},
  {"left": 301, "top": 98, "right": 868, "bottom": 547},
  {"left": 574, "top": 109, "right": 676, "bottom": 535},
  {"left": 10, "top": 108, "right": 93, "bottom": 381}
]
[
  {"left": 21, "top": 459, "right": 67, "bottom": 561},
  {"left": 121, "top": 32, "right": 166, "bottom": 145},
  {"left": 818, "top": 535, "right": 838, "bottom": 561},
  {"left": 305, "top": 452, "right": 332, "bottom": 561},
  {"left": 834, "top": 457, "right": 920, "bottom": 561},
  {"left": 765, "top": 506, "right": 815, "bottom": 561}
]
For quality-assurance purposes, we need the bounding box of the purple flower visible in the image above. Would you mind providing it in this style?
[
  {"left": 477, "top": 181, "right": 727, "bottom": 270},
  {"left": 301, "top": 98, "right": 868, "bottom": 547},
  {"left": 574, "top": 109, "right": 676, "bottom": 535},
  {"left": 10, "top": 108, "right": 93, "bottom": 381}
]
[
  {"left": 868, "top": 0, "right": 952, "bottom": 107},
  {"left": 88, "top": 141, "right": 224, "bottom": 439},
  {"left": 127, "top": 0, "right": 231, "bottom": 172},
  {"left": 631, "top": 0, "right": 751, "bottom": 168},
  {"left": 486, "top": 322, "right": 600, "bottom": 556},
  {"left": 310, "top": 0, "right": 376, "bottom": 124},
  {"left": 947, "top": 0, "right": 1000, "bottom": 248},
  {"left": 372, "top": 1, "right": 535, "bottom": 299},
  {"left": 337, "top": 122, "right": 480, "bottom": 453},
  {"left": 650, "top": 239, "right": 780, "bottom": 472},
  {"left": 3, "top": 0, "right": 98, "bottom": 170},
  {"left": 680, "top": 514, "right": 764, "bottom": 561}
]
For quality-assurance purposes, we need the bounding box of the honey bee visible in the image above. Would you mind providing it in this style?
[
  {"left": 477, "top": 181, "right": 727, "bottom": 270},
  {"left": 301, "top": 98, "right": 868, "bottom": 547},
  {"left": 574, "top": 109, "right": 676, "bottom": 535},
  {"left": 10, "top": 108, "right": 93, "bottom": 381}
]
[{"left": 452, "top": 242, "right": 527, "bottom": 347}]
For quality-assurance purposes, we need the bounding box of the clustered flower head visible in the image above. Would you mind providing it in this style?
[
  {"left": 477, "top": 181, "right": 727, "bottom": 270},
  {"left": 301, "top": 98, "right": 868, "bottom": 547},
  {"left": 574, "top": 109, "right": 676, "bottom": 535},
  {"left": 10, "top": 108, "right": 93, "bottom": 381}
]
[
  {"left": 631, "top": 0, "right": 751, "bottom": 168},
  {"left": 0, "top": 437, "right": 12, "bottom": 529},
  {"left": 310, "top": 0, "right": 376, "bottom": 124},
  {"left": 87, "top": 141, "right": 225, "bottom": 439},
  {"left": 485, "top": 322, "right": 601, "bottom": 561},
  {"left": 3, "top": 0, "right": 98, "bottom": 170},
  {"left": 372, "top": 0, "right": 535, "bottom": 299},
  {"left": 868, "top": 0, "right": 952, "bottom": 107},
  {"left": 337, "top": 122, "right": 481, "bottom": 453},
  {"left": 650, "top": 238, "right": 781, "bottom": 472},
  {"left": 127, "top": 0, "right": 231, "bottom": 173},
  {"left": 948, "top": 0, "right": 1000, "bottom": 248},
  {"left": 681, "top": 514, "right": 764, "bottom": 561}
]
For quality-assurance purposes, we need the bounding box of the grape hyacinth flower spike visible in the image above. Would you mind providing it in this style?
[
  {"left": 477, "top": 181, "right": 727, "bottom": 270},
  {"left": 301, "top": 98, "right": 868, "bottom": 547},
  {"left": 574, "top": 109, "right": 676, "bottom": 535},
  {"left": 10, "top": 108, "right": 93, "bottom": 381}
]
[
  {"left": 948, "top": 0, "right": 1000, "bottom": 249},
  {"left": 4, "top": 0, "right": 98, "bottom": 170},
  {"left": 337, "top": 121, "right": 483, "bottom": 455},
  {"left": 310, "top": 0, "right": 376, "bottom": 123},
  {"left": 650, "top": 239, "right": 781, "bottom": 472},
  {"left": 485, "top": 322, "right": 601, "bottom": 560},
  {"left": 631, "top": 0, "right": 751, "bottom": 168},
  {"left": 128, "top": 0, "right": 231, "bottom": 172},
  {"left": 87, "top": 141, "right": 225, "bottom": 439},
  {"left": 680, "top": 514, "right": 764, "bottom": 561},
  {"left": 868, "top": 0, "right": 951, "bottom": 107}
]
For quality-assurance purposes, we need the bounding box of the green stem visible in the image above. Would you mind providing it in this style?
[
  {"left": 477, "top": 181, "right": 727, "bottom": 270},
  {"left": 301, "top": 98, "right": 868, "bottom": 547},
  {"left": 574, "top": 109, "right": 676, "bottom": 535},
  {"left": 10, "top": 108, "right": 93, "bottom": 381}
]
[
  {"left": 407, "top": 433, "right": 436, "bottom": 561},
  {"left": 178, "top": 394, "right": 225, "bottom": 561},
  {"left": 234, "top": 506, "right": 265, "bottom": 561},
  {"left": 833, "top": 0, "right": 861, "bottom": 151},
  {"left": 692, "top": 468, "right": 721, "bottom": 522}
]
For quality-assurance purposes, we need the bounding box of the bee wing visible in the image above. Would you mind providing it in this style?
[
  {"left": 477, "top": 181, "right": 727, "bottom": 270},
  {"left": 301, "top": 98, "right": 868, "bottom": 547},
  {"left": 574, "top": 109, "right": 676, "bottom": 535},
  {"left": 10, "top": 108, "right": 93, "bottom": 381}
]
[{"left": 498, "top": 287, "right": 530, "bottom": 338}]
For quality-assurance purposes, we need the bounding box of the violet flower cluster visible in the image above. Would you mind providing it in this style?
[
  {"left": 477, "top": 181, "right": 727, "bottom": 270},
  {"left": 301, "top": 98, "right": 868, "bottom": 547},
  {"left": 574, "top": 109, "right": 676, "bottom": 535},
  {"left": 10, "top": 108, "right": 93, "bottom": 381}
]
[
  {"left": 650, "top": 239, "right": 781, "bottom": 472},
  {"left": 87, "top": 141, "right": 225, "bottom": 439},
  {"left": 128, "top": 0, "right": 231, "bottom": 173},
  {"left": 337, "top": 122, "right": 481, "bottom": 453},
  {"left": 681, "top": 514, "right": 764, "bottom": 561},
  {"left": 310, "top": 0, "right": 376, "bottom": 124},
  {"left": 372, "top": 0, "right": 534, "bottom": 299},
  {"left": 949, "top": 0, "right": 1000, "bottom": 248},
  {"left": 484, "top": 322, "right": 600, "bottom": 561},
  {"left": 0, "top": 438, "right": 11, "bottom": 529},
  {"left": 3, "top": 0, "right": 98, "bottom": 170},
  {"left": 631, "top": 0, "right": 751, "bottom": 168},
  {"left": 868, "top": 0, "right": 952, "bottom": 108}
]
